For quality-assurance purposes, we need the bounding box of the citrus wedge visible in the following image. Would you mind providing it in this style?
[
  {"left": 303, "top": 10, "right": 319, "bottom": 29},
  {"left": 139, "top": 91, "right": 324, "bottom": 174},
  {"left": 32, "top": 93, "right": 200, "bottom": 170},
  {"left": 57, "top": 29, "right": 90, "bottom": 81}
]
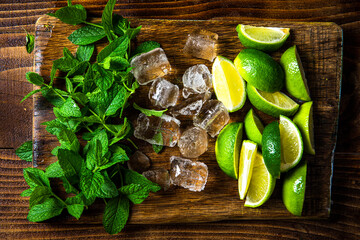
[
  {"left": 244, "top": 108, "right": 264, "bottom": 147},
  {"left": 236, "top": 24, "right": 290, "bottom": 52},
  {"left": 238, "top": 140, "right": 258, "bottom": 200},
  {"left": 247, "top": 84, "right": 299, "bottom": 117},
  {"left": 262, "top": 121, "right": 281, "bottom": 178},
  {"left": 279, "top": 115, "right": 303, "bottom": 172},
  {"left": 245, "top": 152, "right": 276, "bottom": 207},
  {"left": 212, "top": 56, "right": 246, "bottom": 112},
  {"left": 293, "top": 101, "right": 315, "bottom": 155}
]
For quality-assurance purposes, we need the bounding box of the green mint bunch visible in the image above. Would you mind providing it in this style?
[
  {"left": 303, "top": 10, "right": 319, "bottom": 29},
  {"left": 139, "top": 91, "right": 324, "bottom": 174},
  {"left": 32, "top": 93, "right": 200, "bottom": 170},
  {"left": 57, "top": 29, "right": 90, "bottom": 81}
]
[{"left": 17, "top": 0, "right": 162, "bottom": 235}]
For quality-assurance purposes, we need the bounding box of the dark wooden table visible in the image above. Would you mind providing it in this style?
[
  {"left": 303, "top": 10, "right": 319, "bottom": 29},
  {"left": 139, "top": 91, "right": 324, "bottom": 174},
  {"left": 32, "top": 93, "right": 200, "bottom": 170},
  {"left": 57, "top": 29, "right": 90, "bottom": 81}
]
[{"left": 1, "top": 1, "right": 359, "bottom": 239}]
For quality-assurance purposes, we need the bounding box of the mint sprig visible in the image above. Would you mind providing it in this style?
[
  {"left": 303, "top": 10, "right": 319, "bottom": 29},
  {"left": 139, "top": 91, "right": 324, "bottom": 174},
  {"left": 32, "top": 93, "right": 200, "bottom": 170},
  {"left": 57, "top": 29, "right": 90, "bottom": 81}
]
[{"left": 17, "top": 0, "right": 161, "bottom": 235}]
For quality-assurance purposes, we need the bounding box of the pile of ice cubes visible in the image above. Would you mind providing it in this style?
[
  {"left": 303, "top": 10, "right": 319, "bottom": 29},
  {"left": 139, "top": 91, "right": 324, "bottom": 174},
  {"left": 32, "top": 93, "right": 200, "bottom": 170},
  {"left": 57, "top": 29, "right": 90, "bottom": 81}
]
[{"left": 130, "top": 29, "right": 228, "bottom": 192}]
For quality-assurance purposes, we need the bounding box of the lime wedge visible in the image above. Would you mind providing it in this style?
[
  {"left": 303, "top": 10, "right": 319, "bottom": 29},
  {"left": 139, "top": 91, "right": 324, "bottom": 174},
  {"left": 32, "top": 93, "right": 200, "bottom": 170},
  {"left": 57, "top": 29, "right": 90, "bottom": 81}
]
[
  {"left": 262, "top": 121, "right": 281, "bottom": 178},
  {"left": 215, "top": 122, "right": 244, "bottom": 179},
  {"left": 244, "top": 108, "right": 264, "bottom": 147},
  {"left": 280, "top": 45, "right": 311, "bottom": 101},
  {"left": 238, "top": 140, "right": 258, "bottom": 200},
  {"left": 245, "top": 152, "right": 276, "bottom": 207},
  {"left": 293, "top": 101, "right": 315, "bottom": 155},
  {"left": 236, "top": 24, "right": 290, "bottom": 52},
  {"left": 279, "top": 115, "right": 303, "bottom": 172},
  {"left": 234, "top": 49, "right": 284, "bottom": 93},
  {"left": 282, "top": 160, "right": 307, "bottom": 216},
  {"left": 247, "top": 84, "right": 299, "bottom": 117},
  {"left": 212, "top": 56, "right": 247, "bottom": 112}
]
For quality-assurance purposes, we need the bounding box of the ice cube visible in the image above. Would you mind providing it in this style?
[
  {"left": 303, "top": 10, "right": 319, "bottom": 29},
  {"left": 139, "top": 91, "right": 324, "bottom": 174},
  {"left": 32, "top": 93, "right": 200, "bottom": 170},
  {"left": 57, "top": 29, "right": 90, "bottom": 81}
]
[
  {"left": 134, "top": 113, "right": 181, "bottom": 147},
  {"left": 142, "top": 168, "right": 171, "bottom": 191},
  {"left": 169, "top": 91, "right": 211, "bottom": 117},
  {"left": 183, "top": 29, "right": 218, "bottom": 62},
  {"left": 169, "top": 156, "right": 208, "bottom": 192},
  {"left": 130, "top": 48, "right": 171, "bottom": 85},
  {"left": 148, "top": 78, "right": 179, "bottom": 108},
  {"left": 182, "top": 64, "right": 212, "bottom": 98},
  {"left": 193, "top": 99, "right": 230, "bottom": 137},
  {"left": 127, "top": 151, "right": 151, "bottom": 173},
  {"left": 178, "top": 126, "right": 208, "bottom": 158}
]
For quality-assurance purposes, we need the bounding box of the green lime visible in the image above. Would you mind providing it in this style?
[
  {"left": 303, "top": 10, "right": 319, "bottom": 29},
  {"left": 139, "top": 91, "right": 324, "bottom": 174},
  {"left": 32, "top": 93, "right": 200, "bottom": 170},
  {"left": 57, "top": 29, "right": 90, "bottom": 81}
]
[
  {"left": 215, "top": 122, "right": 243, "bottom": 179},
  {"left": 244, "top": 108, "right": 264, "bottom": 147},
  {"left": 262, "top": 121, "right": 281, "bottom": 178},
  {"left": 247, "top": 84, "right": 299, "bottom": 118},
  {"left": 212, "top": 56, "right": 247, "bottom": 112},
  {"left": 279, "top": 115, "right": 303, "bottom": 172},
  {"left": 238, "top": 140, "right": 258, "bottom": 200},
  {"left": 234, "top": 48, "right": 284, "bottom": 93},
  {"left": 282, "top": 160, "right": 307, "bottom": 216},
  {"left": 236, "top": 24, "right": 290, "bottom": 52},
  {"left": 293, "top": 101, "right": 315, "bottom": 155},
  {"left": 244, "top": 152, "right": 276, "bottom": 208},
  {"left": 280, "top": 45, "right": 311, "bottom": 101}
]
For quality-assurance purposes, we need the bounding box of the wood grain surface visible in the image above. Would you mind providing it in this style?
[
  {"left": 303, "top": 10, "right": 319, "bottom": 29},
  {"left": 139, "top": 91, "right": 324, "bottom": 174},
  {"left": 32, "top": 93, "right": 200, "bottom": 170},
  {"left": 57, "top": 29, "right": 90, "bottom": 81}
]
[
  {"left": 1, "top": 0, "right": 359, "bottom": 239},
  {"left": 32, "top": 15, "right": 341, "bottom": 224}
]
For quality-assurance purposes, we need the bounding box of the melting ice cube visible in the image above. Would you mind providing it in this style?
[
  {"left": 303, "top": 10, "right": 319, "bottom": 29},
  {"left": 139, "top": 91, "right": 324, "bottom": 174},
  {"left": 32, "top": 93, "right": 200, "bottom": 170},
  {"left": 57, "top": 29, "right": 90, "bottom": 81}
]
[
  {"left": 127, "top": 151, "right": 151, "bottom": 173},
  {"left": 134, "top": 113, "right": 181, "bottom": 147},
  {"left": 148, "top": 78, "right": 179, "bottom": 108},
  {"left": 130, "top": 48, "right": 171, "bottom": 85},
  {"left": 169, "top": 156, "right": 208, "bottom": 192},
  {"left": 193, "top": 99, "right": 230, "bottom": 137},
  {"left": 142, "top": 168, "right": 171, "bottom": 191},
  {"left": 183, "top": 29, "right": 218, "bottom": 62},
  {"left": 182, "top": 64, "right": 212, "bottom": 98},
  {"left": 178, "top": 126, "right": 208, "bottom": 158},
  {"left": 169, "top": 91, "right": 211, "bottom": 117}
]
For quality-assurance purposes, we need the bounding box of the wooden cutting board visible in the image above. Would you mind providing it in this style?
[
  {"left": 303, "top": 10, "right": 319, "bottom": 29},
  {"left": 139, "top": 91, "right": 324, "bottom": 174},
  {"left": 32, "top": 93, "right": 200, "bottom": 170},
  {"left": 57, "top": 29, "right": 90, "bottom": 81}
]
[{"left": 32, "top": 15, "right": 342, "bottom": 224}]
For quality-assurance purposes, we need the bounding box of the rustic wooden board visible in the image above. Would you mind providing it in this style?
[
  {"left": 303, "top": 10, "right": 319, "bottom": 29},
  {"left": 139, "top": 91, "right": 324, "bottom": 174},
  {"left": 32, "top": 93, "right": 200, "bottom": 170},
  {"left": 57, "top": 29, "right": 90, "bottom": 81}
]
[{"left": 33, "top": 15, "right": 342, "bottom": 224}]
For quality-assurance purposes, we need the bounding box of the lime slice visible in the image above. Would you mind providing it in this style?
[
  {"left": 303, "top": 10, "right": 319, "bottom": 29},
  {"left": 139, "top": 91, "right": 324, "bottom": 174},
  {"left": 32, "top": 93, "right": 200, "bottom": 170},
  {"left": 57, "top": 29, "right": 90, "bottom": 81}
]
[
  {"left": 262, "top": 121, "right": 281, "bottom": 178},
  {"left": 234, "top": 48, "right": 284, "bottom": 92},
  {"left": 282, "top": 160, "right": 307, "bottom": 216},
  {"left": 236, "top": 24, "right": 290, "bottom": 52},
  {"left": 247, "top": 84, "right": 299, "bottom": 117},
  {"left": 244, "top": 152, "right": 276, "bottom": 207},
  {"left": 279, "top": 115, "right": 303, "bottom": 172},
  {"left": 212, "top": 56, "right": 247, "bottom": 112},
  {"left": 293, "top": 101, "right": 315, "bottom": 155},
  {"left": 238, "top": 140, "right": 258, "bottom": 200},
  {"left": 244, "top": 108, "right": 264, "bottom": 147},
  {"left": 280, "top": 45, "right": 311, "bottom": 101},
  {"left": 215, "top": 122, "right": 244, "bottom": 179}
]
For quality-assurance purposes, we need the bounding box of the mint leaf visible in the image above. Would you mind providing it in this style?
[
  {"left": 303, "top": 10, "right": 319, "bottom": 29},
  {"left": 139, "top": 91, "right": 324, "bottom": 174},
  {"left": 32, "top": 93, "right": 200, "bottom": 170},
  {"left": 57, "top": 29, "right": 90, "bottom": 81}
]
[
  {"left": 57, "top": 149, "right": 83, "bottom": 178},
  {"left": 23, "top": 168, "right": 50, "bottom": 188},
  {"left": 122, "top": 168, "right": 161, "bottom": 192},
  {"left": 120, "top": 183, "right": 150, "bottom": 204},
  {"left": 96, "top": 171, "right": 118, "bottom": 198},
  {"left": 69, "top": 25, "right": 106, "bottom": 45},
  {"left": 102, "top": 0, "right": 116, "bottom": 42},
  {"left": 152, "top": 144, "right": 163, "bottom": 154},
  {"left": 97, "top": 36, "right": 129, "bottom": 62},
  {"left": 65, "top": 194, "right": 85, "bottom": 220},
  {"left": 113, "top": 15, "right": 129, "bottom": 36},
  {"left": 29, "top": 186, "right": 53, "bottom": 208},
  {"left": 57, "top": 128, "right": 80, "bottom": 153},
  {"left": 131, "top": 41, "right": 160, "bottom": 58},
  {"left": 103, "top": 195, "right": 129, "bottom": 234},
  {"left": 80, "top": 167, "right": 104, "bottom": 199},
  {"left": 27, "top": 198, "right": 64, "bottom": 222},
  {"left": 45, "top": 161, "right": 64, "bottom": 178},
  {"left": 76, "top": 44, "right": 95, "bottom": 61},
  {"left": 41, "top": 88, "right": 67, "bottom": 108},
  {"left": 109, "top": 145, "right": 129, "bottom": 163},
  {"left": 26, "top": 33, "right": 35, "bottom": 54},
  {"left": 125, "top": 26, "right": 141, "bottom": 40},
  {"left": 93, "top": 63, "right": 114, "bottom": 91},
  {"left": 16, "top": 141, "right": 33, "bottom": 162},
  {"left": 61, "top": 176, "right": 79, "bottom": 194},
  {"left": 21, "top": 89, "right": 42, "bottom": 103},
  {"left": 58, "top": 97, "right": 82, "bottom": 118},
  {"left": 53, "top": 5, "right": 87, "bottom": 25},
  {"left": 67, "top": 61, "right": 90, "bottom": 78},
  {"left": 26, "top": 72, "right": 44, "bottom": 86},
  {"left": 21, "top": 188, "right": 34, "bottom": 197},
  {"left": 102, "top": 56, "right": 129, "bottom": 71},
  {"left": 105, "top": 86, "right": 127, "bottom": 116},
  {"left": 133, "top": 103, "right": 167, "bottom": 117}
]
